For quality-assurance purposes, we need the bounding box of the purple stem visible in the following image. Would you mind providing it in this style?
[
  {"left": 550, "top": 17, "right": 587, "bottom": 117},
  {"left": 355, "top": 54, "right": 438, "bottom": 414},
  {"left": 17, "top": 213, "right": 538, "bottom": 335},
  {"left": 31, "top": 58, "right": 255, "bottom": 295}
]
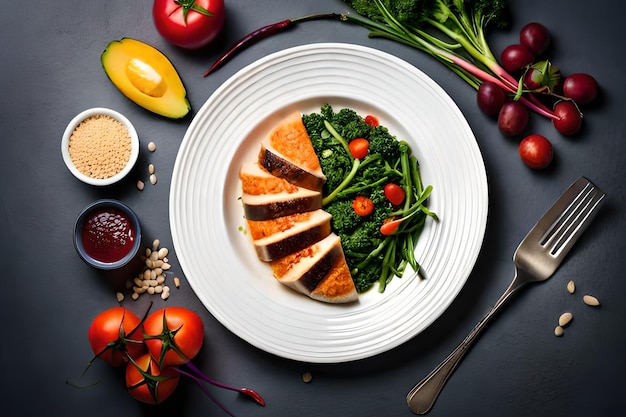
[
  {"left": 184, "top": 361, "right": 266, "bottom": 406},
  {"left": 175, "top": 367, "right": 237, "bottom": 417}
]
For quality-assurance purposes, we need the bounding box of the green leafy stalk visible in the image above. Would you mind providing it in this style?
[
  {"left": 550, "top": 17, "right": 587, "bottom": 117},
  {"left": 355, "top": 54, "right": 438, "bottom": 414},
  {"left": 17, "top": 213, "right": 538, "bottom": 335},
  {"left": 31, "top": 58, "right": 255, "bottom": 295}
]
[
  {"left": 321, "top": 120, "right": 360, "bottom": 206},
  {"left": 343, "top": 0, "right": 560, "bottom": 119}
]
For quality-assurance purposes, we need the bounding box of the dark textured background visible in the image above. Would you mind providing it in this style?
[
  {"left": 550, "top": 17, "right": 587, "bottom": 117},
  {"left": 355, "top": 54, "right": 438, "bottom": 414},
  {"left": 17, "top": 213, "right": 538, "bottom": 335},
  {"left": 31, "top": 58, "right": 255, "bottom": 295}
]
[{"left": 1, "top": 1, "right": 624, "bottom": 416}]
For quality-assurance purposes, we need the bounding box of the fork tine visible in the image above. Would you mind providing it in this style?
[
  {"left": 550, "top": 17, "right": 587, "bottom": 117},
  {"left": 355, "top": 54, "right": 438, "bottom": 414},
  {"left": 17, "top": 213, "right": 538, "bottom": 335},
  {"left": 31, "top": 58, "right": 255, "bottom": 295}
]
[{"left": 537, "top": 177, "right": 605, "bottom": 259}]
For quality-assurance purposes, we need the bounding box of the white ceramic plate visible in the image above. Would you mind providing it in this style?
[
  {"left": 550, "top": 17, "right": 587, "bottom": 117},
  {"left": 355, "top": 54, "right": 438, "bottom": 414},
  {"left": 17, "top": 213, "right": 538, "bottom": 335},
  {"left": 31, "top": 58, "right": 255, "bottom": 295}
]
[{"left": 170, "top": 43, "right": 488, "bottom": 363}]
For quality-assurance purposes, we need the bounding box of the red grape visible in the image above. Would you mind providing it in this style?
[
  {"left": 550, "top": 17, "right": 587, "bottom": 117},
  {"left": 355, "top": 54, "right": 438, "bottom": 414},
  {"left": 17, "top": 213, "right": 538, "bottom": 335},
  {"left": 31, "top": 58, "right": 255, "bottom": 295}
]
[
  {"left": 562, "top": 73, "right": 598, "bottom": 105},
  {"left": 552, "top": 100, "right": 583, "bottom": 135},
  {"left": 500, "top": 44, "right": 535, "bottom": 73},
  {"left": 477, "top": 82, "right": 506, "bottom": 116},
  {"left": 498, "top": 101, "right": 529, "bottom": 136},
  {"left": 520, "top": 23, "right": 550, "bottom": 56}
]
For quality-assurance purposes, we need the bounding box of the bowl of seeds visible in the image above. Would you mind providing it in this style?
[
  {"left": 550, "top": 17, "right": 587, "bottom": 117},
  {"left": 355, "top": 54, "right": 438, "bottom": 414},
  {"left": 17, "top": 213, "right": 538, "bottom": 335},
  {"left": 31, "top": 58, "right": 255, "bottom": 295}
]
[{"left": 61, "top": 107, "right": 139, "bottom": 186}]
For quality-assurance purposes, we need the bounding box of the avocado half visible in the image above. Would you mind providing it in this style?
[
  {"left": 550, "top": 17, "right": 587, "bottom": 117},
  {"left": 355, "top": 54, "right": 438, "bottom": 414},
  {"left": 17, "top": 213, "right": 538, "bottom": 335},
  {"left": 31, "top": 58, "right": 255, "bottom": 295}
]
[{"left": 101, "top": 38, "right": 191, "bottom": 119}]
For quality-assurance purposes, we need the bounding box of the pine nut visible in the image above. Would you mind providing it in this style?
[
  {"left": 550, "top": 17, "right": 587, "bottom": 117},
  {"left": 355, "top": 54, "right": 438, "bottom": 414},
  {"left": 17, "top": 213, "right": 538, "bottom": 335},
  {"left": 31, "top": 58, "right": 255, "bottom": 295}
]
[
  {"left": 131, "top": 292, "right": 140, "bottom": 300},
  {"left": 149, "top": 173, "right": 157, "bottom": 185},
  {"left": 554, "top": 326, "right": 564, "bottom": 337},
  {"left": 162, "top": 262, "right": 171, "bottom": 270},
  {"left": 174, "top": 277, "right": 180, "bottom": 288},
  {"left": 148, "top": 163, "right": 155, "bottom": 174},
  {"left": 147, "top": 141, "right": 156, "bottom": 152},
  {"left": 583, "top": 295, "right": 600, "bottom": 306},
  {"left": 567, "top": 280, "right": 575, "bottom": 294},
  {"left": 558, "top": 312, "right": 573, "bottom": 327},
  {"left": 152, "top": 239, "right": 160, "bottom": 251},
  {"left": 136, "top": 180, "right": 144, "bottom": 191},
  {"left": 158, "top": 248, "right": 169, "bottom": 259},
  {"left": 133, "top": 286, "right": 146, "bottom": 294}
]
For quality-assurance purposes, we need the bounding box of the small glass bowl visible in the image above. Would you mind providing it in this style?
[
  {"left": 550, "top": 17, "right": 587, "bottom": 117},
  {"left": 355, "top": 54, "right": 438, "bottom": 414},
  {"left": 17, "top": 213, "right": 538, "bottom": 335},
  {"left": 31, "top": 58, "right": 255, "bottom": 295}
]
[
  {"left": 61, "top": 107, "right": 139, "bottom": 186},
  {"left": 74, "top": 199, "right": 142, "bottom": 270}
]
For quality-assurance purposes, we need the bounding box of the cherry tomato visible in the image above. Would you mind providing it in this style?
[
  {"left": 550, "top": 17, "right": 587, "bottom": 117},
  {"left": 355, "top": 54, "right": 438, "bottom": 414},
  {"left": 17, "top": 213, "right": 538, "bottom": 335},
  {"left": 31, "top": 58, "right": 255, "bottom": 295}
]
[
  {"left": 126, "top": 353, "right": 180, "bottom": 404},
  {"left": 153, "top": 0, "right": 225, "bottom": 49},
  {"left": 143, "top": 306, "right": 204, "bottom": 368},
  {"left": 384, "top": 183, "right": 406, "bottom": 206},
  {"left": 352, "top": 195, "right": 375, "bottom": 217},
  {"left": 88, "top": 307, "right": 145, "bottom": 367},
  {"left": 364, "top": 115, "right": 379, "bottom": 127},
  {"left": 348, "top": 138, "right": 369, "bottom": 159},
  {"left": 518, "top": 134, "right": 553, "bottom": 169}
]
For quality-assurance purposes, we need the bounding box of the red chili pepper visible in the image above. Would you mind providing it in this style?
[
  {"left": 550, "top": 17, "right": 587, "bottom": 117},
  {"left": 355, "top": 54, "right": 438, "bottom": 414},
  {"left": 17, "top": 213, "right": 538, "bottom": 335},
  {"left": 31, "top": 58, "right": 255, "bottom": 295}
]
[
  {"left": 380, "top": 218, "right": 401, "bottom": 236},
  {"left": 204, "top": 13, "right": 345, "bottom": 77},
  {"left": 240, "top": 387, "right": 266, "bottom": 407},
  {"left": 353, "top": 195, "right": 374, "bottom": 217}
]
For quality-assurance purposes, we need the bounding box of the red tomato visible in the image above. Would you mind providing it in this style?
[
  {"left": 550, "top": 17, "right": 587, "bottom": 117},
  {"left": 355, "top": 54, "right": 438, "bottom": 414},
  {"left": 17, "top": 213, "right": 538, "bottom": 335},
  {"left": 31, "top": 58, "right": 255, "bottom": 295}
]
[
  {"left": 518, "top": 134, "right": 553, "bottom": 169},
  {"left": 348, "top": 138, "right": 369, "bottom": 159},
  {"left": 364, "top": 115, "right": 379, "bottom": 127},
  {"left": 153, "top": 0, "right": 225, "bottom": 49},
  {"left": 126, "top": 353, "right": 180, "bottom": 404},
  {"left": 384, "top": 183, "right": 406, "bottom": 206},
  {"left": 88, "top": 307, "right": 145, "bottom": 367},
  {"left": 143, "top": 306, "right": 204, "bottom": 368},
  {"left": 352, "top": 195, "right": 375, "bottom": 217}
]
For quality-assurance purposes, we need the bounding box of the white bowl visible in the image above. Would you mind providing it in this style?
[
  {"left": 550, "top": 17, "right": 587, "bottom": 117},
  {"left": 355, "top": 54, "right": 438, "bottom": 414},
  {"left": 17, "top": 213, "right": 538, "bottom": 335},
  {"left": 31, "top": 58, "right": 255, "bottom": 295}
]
[{"left": 61, "top": 107, "right": 139, "bottom": 186}]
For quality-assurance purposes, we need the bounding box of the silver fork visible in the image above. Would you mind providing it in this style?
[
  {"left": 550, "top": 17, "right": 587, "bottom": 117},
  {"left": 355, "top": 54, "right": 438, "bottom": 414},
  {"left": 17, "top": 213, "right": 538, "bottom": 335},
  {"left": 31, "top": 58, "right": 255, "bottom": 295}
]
[{"left": 406, "top": 176, "right": 606, "bottom": 415}]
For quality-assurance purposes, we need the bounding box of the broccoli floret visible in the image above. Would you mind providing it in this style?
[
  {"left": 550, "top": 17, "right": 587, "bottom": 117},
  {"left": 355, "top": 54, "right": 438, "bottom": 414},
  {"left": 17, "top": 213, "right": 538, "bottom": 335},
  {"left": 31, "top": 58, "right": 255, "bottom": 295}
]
[
  {"left": 341, "top": 221, "right": 382, "bottom": 256},
  {"left": 369, "top": 188, "right": 393, "bottom": 224},
  {"left": 368, "top": 125, "right": 401, "bottom": 162},
  {"left": 317, "top": 146, "right": 352, "bottom": 195},
  {"left": 329, "top": 108, "right": 371, "bottom": 141},
  {"left": 301, "top": 112, "right": 327, "bottom": 146},
  {"left": 325, "top": 199, "right": 361, "bottom": 235},
  {"left": 353, "top": 262, "right": 383, "bottom": 293}
]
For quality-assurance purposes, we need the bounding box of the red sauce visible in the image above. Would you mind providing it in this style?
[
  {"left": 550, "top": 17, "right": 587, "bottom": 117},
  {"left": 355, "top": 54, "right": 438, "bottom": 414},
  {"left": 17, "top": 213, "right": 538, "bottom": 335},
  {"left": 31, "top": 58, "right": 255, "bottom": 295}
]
[{"left": 81, "top": 208, "right": 136, "bottom": 263}]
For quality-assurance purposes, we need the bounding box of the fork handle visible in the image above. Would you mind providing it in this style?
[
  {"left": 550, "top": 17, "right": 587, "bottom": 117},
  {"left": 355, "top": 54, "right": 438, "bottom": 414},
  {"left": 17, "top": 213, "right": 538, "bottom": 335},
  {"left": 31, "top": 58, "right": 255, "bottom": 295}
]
[{"left": 406, "top": 278, "right": 523, "bottom": 414}]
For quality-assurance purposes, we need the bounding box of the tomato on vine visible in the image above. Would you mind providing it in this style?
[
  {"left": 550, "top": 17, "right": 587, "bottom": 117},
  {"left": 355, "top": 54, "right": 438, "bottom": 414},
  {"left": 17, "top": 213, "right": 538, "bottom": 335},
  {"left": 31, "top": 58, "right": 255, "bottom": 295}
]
[
  {"left": 87, "top": 307, "right": 145, "bottom": 367},
  {"left": 126, "top": 353, "right": 180, "bottom": 404},
  {"left": 153, "top": 0, "right": 225, "bottom": 49},
  {"left": 143, "top": 306, "right": 204, "bottom": 369}
]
